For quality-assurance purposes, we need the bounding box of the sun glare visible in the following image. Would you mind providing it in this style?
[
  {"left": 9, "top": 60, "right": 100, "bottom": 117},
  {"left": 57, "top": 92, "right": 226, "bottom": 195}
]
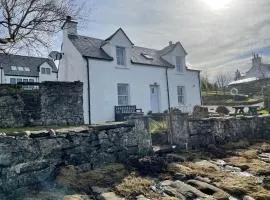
[{"left": 203, "top": 0, "right": 232, "bottom": 10}]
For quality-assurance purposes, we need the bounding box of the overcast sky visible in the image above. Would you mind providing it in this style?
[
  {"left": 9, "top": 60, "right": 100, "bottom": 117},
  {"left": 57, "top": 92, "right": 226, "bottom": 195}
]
[{"left": 54, "top": 0, "right": 270, "bottom": 80}]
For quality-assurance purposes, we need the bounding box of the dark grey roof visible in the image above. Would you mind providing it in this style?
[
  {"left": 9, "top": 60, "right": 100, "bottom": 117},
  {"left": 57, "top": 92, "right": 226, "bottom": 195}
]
[
  {"left": 68, "top": 35, "right": 113, "bottom": 60},
  {"left": 69, "top": 34, "right": 176, "bottom": 68},
  {"left": 0, "top": 54, "right": 57, "bottom": 77},
  {"left": 131, "top": 46, "right": 174, "bottom": 67}
]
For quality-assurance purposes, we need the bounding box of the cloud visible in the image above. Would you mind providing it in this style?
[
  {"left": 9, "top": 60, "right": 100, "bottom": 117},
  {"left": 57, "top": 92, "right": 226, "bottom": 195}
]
[{"left": 52, "top": 0, "right": 270, "bottom": 80}]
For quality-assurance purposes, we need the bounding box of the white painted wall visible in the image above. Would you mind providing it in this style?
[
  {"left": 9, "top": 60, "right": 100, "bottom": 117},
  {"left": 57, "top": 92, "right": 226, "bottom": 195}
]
[
  {"left": 88, "top": 35, "right": 201, "bottom": 123},
  {"left": 39, "top": 62, "right": 57, "bottom": 82},
  {"left": 58, "top": 31, "right": 89, "bottom": 124},
  {"left": 4, "top": 75, "right": 38, "bottom": 83}
]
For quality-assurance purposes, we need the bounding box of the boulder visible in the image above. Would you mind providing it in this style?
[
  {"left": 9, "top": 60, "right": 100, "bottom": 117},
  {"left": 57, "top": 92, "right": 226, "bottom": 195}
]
[
  {"left": 263, "top": 176, "right": 270, "bottom": 190},
  {"left": 161, "top": 180, "right": 211, "bottom": 199},
  {"left": 100, "top": 192, "right": 123, "bottom": 200},
  {"left": 187, "top": 180, "right": 230, "bottom": 200},
  {"left": 63, "top": 195, "right": 93, "bottom": 200}
]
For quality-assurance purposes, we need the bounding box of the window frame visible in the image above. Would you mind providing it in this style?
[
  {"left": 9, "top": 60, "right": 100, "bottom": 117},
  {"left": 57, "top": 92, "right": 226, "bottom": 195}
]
[
  {"left": 10, "top": 78, "right": 16, "bottom": 84},
  {"left": 176, "top": 56, "right": 183, "bottom": 72},
  {"left": 117, "top": 83, "right": 130, "bottom": 106},
  {"left": 177, "top": 86, "right": 185, "bottom": 105},
  {"left": 116, "top": 46, "right": 126, "bottom": 66},
  {"left": 45, "top": 68, "right": 51, "bottom": 75}
]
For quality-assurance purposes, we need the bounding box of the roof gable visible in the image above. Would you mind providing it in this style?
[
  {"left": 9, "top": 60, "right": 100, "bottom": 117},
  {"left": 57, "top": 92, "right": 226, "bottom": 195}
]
[
  {"left": 105, "top": 28, "right": 134, "bottom": 46},
  {"left": 160, "top": 42, "right": 187, "bottom": 56}
]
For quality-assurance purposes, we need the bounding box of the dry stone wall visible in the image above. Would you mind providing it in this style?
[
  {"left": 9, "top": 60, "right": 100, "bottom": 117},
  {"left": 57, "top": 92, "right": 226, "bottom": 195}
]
[
  {"left": 0, "top": 118, "right": 152, "bottom": 195},
  {"left": 170, "top": 113, "right": 270, "bottom": 149},
  {"left": 0, "top": 81, "right": 83, "bottom": 128}
]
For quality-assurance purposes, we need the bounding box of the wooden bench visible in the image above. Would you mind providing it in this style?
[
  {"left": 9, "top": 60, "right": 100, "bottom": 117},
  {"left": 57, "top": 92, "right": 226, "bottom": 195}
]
[{"left": 115, "top": 105, "right": 143, "bottom": 121}]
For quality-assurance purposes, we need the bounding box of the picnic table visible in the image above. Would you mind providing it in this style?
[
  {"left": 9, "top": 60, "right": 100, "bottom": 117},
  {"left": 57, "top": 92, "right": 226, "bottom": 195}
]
[
  {"left": 232, "top": 105, "right": 259, "bottom": 116},
  {"left": 247, "top": 105, "right": 259, "bottom": 116},
  {"left": 232, "top": 106, "right": 245, "bottom": 116}
]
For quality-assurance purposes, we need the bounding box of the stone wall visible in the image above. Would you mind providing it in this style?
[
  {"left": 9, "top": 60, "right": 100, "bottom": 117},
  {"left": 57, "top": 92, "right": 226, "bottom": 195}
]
[
  {"left": 170, "top": 113, "right": 270, "bottom": 149},
  {"left": 0, "top": 81, "right": 83, "bottom": 128},
  {"left": 0, "top": 118, "right": 152, "bottom": 194}
]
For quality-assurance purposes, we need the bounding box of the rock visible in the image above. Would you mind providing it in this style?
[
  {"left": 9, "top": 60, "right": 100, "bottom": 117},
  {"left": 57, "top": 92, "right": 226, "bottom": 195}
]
[
  {"left": 195, "top": 160, "right": 221, "bottom": 171},
  {"left": 162, "top": 185, "right": 186, "bottom": 199},
  {"left": 166, "top": 154, "right": 186, "bottom": 162},
  {"left": 129, "top": 156, "right": 167, "bottom": 174},
  {"left": 91, "top": 186, "right": 110, "bottom": 195},
  {"left": 243, "top": 196, "right": 255, "bottom": 200},
  {"left": 187, "top": 180, "right": 230, "bottom": 200},
  {"left": 136, "top": 194, "right": 150, "bottom": 200},
  {"left": 173, "top": 173, "right": 187, "bottom": 181},
  {"left": 195, "top": 176, "right": 212, "bottom": 183},
  {"left": 224, "top": 165, "right": 241, "bottom": 172},
  {"left": 262, "top": 176, "right": 270, "bottom": 189},
  {"left": 207, "top": 144, "right": 226, "bottom": 157},
  {"left": 100, "top": 192, "right": 123, "bottom": 200},
  {"left": 63, "top": 195, "right": 93, "bottom": 200},
  {"left": 161, "top": 180, "right": 211, "bottom": 199}
]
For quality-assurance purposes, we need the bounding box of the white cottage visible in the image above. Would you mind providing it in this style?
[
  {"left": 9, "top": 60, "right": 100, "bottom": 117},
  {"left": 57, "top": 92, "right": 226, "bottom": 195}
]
[{"left": 59, "top": 17, "right": 201, "bottom": 124}]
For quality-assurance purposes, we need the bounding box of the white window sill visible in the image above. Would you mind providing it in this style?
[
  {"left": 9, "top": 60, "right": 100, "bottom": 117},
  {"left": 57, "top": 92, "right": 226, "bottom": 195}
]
[{"left": 115, "top": 66, "right": 130, "bottom": 70}]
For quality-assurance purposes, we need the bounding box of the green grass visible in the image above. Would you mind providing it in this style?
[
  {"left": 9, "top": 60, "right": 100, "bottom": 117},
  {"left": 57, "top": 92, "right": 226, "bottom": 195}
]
[{"left": 149, "top": 120, "right": 168, "bottom": 134}]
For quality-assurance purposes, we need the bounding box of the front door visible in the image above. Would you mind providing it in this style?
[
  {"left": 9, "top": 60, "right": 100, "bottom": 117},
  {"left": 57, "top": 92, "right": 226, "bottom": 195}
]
[{"left": 150, "top": 85, "right": 160, "bottom": 113}]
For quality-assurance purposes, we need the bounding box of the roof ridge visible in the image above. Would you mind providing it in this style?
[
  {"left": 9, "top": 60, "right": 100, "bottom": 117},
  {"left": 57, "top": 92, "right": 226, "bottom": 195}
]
[{"left": 0, "top": 53, "right": 51, "bottom": 60}]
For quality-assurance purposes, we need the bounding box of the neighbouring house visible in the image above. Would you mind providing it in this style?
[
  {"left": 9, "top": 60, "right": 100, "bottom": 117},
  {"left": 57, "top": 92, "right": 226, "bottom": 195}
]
[
  {"left": 58, "top": 17, "right": 201, "bottom": 124},
  {"left": 234, "top": 54, "right": 270, "bottom": 82},
  {"left": 0, "top": 54, "right": 58, "bottom": 84}
]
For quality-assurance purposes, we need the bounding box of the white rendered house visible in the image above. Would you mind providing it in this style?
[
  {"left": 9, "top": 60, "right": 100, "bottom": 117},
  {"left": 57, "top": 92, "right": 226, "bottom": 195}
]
[
  {"left": 0, "top": 54, "right": 57, "bottom": 84},
  {"left": 59, "top": 17, "right": 202, "bottom": 124}
]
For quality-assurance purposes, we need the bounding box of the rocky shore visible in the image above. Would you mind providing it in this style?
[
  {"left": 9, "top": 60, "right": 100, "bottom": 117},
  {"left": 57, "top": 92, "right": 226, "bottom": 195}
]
[{"left": 6, "top": 140, "right": 270, "bottom": 200}]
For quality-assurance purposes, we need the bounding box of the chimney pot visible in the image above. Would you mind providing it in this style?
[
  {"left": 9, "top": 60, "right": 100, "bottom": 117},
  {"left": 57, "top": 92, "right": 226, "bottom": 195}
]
[{"left": 169, "top": 41, "right": 173, "bottom": 46}]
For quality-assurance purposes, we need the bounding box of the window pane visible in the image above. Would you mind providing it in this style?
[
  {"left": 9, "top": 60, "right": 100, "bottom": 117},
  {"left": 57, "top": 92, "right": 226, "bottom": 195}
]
[
  {"left": 29, "top": 79, "right": 34, "bottom": 82},
  {"left": 17, "top": 78, "right": 22, "bottom": 83},
  {"left": 176, "top": 56, "right": 182, "bottom": 72},
  {"left": 177, "top": 86, "right": 185, "bottom": 104},
  {"left": 23, "top": 79, "right": 28, "bottom": 82},
  {"left": 41, "top": 68, "right": 45, "bottom": 74},
  {"left": 116, "top": 47, "right": 125, "bottom": 66},
  {"left": 18, "top": 66, "right": 24, "bottom": 71},
  {"left": 117, "top": 83, "right": 129, "bottom": 105},
  {"left": 46, "top": 68, "right": 51, "bottom": 74},
  {"left": 10, "top": 78, "right": 16, "bottom": 84}
]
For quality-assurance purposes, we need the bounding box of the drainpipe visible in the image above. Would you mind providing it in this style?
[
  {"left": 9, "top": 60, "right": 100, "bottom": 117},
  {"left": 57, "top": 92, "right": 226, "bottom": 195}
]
[
  {"left": 0, "top": 65, "right": 2, "bottom": 84},
  {"left": 198, "top": 71, "right": 202, "bottom": 105},
  {"left": 85, "top": 57, "right": 91, "bottom": 125},
  {"left": 165, "top": 67, "right": 173, "bottom": 145}
]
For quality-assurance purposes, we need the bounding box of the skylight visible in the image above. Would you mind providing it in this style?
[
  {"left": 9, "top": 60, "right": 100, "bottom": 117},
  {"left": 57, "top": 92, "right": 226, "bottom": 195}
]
[
  {"left": 141, "top": 53, "right": 153, "bottom": 60},
  {"left": 11, "top": 66, "right": 17, "bottom": 71},
  {"left": 18, "top": 66, "right": 24, "bottom": 71},
  {"left": 24, "top": 67, "right": 30, "bottom": 71}
]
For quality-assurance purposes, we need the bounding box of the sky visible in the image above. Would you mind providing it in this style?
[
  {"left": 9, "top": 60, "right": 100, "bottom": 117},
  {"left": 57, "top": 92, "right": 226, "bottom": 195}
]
[{"left": 53, "top": 0, "right": 270, "bottom": 81}]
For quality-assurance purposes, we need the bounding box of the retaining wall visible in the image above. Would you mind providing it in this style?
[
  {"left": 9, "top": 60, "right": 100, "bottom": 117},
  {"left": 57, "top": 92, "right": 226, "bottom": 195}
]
[
  {"left": 0, "top": 81, "right": 84, "bottom": 127},
  {"left": 0, "top": 118, "right": 152, "bottom": 194}
]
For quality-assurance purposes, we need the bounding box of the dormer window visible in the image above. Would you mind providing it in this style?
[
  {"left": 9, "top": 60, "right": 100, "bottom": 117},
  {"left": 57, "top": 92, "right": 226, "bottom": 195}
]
[
  {"left": 176, "top": 56, "right": 183, "bottom": 72},
  {"left": 116, "top": 46, "right": 126, "bottom": 66}
]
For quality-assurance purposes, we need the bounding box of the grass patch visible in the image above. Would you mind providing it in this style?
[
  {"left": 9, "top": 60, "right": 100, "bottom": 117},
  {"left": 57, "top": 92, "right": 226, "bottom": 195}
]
[
  {"left": 115, "top": 175, "right": 152, "bottom": 199},
  {"left": 57, "top": 164, "right": 128, "bottom": 193},
  {"left": 149, "top": 120, "right": 168, "bottom": 134}
]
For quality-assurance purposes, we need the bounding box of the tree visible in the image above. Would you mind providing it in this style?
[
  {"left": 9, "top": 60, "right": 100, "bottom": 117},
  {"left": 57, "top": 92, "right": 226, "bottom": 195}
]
[
  {"left": 215, "top": 72, "right": 231, "bottom": 94},
  {"left": 0, "top": 0, "right": 84, "bottom": 53}
]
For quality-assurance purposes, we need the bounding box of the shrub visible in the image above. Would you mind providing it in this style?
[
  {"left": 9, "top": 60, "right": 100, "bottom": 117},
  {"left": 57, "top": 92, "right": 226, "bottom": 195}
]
[{"left": 216, "top": 106, "right": 230, "bottom": 115}]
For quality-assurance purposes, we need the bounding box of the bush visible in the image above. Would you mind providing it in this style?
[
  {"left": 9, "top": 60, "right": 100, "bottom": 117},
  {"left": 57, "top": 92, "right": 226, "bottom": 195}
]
[{"left": 216, "top": 106, "right": 230, "bottom": 115}]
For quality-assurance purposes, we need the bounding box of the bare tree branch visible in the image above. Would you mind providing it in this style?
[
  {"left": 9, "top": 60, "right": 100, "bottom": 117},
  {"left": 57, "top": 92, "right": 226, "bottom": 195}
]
[{"left": 0, "top": 0, "right": 84, "bottom": 54}]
